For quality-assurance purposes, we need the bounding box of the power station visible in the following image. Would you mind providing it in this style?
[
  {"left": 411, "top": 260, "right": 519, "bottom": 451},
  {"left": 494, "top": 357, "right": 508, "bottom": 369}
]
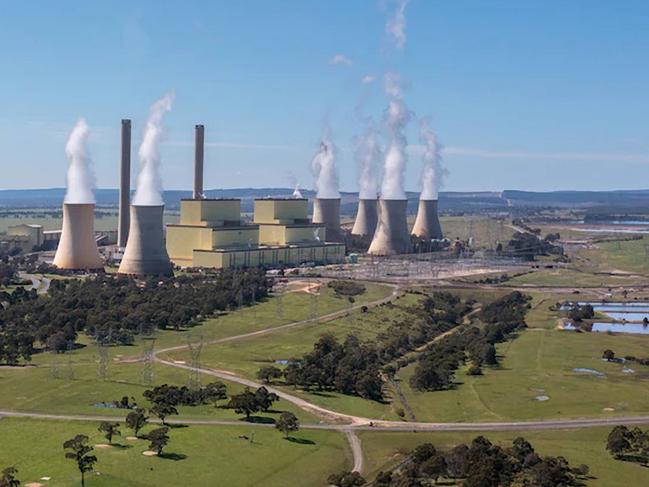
[
  {"left": 368, "top": 199, "right": 411, "bottom": 255},
  {"left": 118, "top": 204, "right": 173, "bottom": 276},
  {"left": 411, "top": 199, "right": 443, "bottom": 240},
  {"left": 53, "top": 203, "right": 103, "bottom": 270},
  {"left": 312, "top": 197, "right": 343, "bottom": 243},
  {"left": 351, "top": 198, "right": 378, "bottom": 237},
  {"left": 51, "top": 115, "right": 438, "bottom": 274}
]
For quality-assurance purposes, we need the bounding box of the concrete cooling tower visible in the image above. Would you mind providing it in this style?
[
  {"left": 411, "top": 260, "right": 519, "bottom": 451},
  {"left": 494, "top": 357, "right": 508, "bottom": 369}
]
[
  {"left": 53, "top": 203, "right": 103, "bottom": 270},
  {"left": 411, "top": 199, "right": 443, "bottom": 239},
  {"left": 351, "top": 198, "right": 378, "bottom": 237},
  {"left": 312, "top": 197, "right": 343, "bottom": 242},
  {"left": 368, "top": 199, "right": 411, "bottom": 255},
  {"left": 118, "top": 205, "right": 173, "bottom": 276}
]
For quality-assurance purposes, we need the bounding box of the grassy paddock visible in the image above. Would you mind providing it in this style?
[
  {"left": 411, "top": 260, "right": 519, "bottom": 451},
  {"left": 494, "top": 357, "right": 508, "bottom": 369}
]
[
  {"left": 396, "top": 329, "right": 649, "bottom": 423},
  {"left": 0, "top": 418, "right": 349, "bottom": 487},
  {"left": 359, "top": 427, "right": 649, "bottom": 486}
]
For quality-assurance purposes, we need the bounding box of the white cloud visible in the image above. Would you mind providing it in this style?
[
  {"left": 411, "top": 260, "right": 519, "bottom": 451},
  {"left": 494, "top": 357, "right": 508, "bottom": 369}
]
[
  {"left": 361, "top": 75, "right": 376, "bottom": 84},
  {"left": 386, "top": 0, "right": 409, "bottom": 50},
  {"left": 329, "top": 54, "right": 353, "bottom": 67}
]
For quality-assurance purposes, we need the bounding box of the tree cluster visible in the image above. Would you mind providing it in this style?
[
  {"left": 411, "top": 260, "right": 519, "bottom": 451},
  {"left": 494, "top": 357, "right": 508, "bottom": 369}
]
[
  {"left": 607, "top": 425, "right": 649, "bottom": 464},
  {"left": 283, "top": 334, "right": 384, "bottom": 401},
  {"left": 374, "top": 436, "right": 587, "bottom": 487},
  {"left": 226, "top": 387, "right": 279, "bottom": 419},
  {"left": 568, "top": 304, "right": 595, "bottom": 322},
  {"left": 0, "top": 269, "right": 269, "bottom": 364},
  {"left": 327, "top": 280, "right": 366, "bottom": 298},
  {"left": 144, "top": 382, "right": 228, "bottom": 423},
  {"left": 504, "top": 231, "right": 563, "bottom": 261},
  {"left": 263, "top": 292, "right": 471, "bottom": 401},
  {"left": 411, "top": 292, "right": 530, "bottom": 391}
]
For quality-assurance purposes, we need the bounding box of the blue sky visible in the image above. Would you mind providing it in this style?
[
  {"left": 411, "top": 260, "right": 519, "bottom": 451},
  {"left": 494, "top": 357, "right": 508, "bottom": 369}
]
[{"left": 2, "top": 0, "right": 649, "bottom": 192}]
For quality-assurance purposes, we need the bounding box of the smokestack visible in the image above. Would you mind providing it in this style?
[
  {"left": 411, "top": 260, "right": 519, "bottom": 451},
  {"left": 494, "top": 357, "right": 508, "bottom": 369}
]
[
  {"left": 118, "top": 205, "right": 173, "bottom": 276},
  {"left": 53, "top": 203, "right": 103, "bottom": 270},
  {"left": 312, "top": 198, "right": 343, "bottom": 242},
  {"left": 193, "top": 124, "right": 204, "bottom": 199},
  {"left": 411, "top": 199, "right": 443, "bottom": 240},
  {"left": 351, "top": 198, "right": 378, "bottom": 237},
  {"left": 368, "top": 199, "right": 411, "bottom": 255},
  {"left": 118, "top": 119, "right": 131, "bottom": 247}
]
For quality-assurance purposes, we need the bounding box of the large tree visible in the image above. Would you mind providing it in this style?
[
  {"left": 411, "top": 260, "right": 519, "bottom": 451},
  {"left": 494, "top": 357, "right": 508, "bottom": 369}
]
[
  {"left": 125, "top": 409, "right": 148, "bottom": 437},
  {"left": 275, "top": 412, "right": 299, "bottom": 438},
  {"left": 63, "top": 435, "right": 97, "bottom": 487},
  {"left": 98, "top": 421, "right": 121, "bottom": 445},
  {"left": 0, "top": 467, "right": 20, "bottom": 487},
  {"left": 146, "top": 427, "right": 170, "bottom": 455}
]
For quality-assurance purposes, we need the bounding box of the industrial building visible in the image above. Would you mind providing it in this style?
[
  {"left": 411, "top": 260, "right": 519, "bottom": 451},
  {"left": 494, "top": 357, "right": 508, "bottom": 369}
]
[
  {"left": 411, "top": 199, "right": 443, "bottom": 240},
  {"left": 167, "top": 197, "right": 345, "bottom": 269},
  {"left": 2, "top": 224, "right": 44, "bottom": 252}
]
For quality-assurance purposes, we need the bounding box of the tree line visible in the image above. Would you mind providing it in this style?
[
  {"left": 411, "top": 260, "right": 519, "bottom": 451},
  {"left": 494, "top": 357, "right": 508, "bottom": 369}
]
[
  {"left": 410, "top": 291, "right": 531, "bottom": 391},
  {"left": 257, "top": 292, "right": 471, "bottom": 401},
  {"left": 366, "top": 435, "right": 588, "bottom": 487},
  {"left": 0, "top": 269, "right": 270, "bottom": 365}
]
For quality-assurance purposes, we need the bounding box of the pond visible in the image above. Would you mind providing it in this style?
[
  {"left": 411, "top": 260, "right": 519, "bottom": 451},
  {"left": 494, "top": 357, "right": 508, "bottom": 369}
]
[
  {"left": 602, "top": 311, "right": 649, "bottom": 321},
  {"left": 591, "top": 322, "right": 649, "bottom": 335}
]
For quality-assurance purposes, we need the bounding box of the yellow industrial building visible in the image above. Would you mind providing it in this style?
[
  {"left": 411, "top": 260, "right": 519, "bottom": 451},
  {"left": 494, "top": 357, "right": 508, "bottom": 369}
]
[{"left": 166, "top": 198, "right": 345, "bottom": 269}]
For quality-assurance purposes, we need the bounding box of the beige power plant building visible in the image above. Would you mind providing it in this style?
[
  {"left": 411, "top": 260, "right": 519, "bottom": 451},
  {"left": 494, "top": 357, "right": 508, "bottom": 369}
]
[{"left": 167, "top": 197, "right": 345, "bottom": 269}]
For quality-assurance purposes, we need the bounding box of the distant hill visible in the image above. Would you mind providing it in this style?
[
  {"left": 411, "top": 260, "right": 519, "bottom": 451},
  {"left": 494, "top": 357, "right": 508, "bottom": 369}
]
[{"left": 2, "top": 188, "right": 649, "bottom": 214}]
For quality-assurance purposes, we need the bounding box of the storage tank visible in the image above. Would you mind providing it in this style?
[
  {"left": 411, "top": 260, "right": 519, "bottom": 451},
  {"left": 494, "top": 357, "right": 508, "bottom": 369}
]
[
  {"left": 53, "top": 203, "right": 103, "bottom": 270},
  {"left": 367, "top": 199, "right": 411, "bottom": 255},
  {"left": 118, "top": 205, "right": 173, "bottom": 276},
  {"left": 411, "top": 199, "right": 443, "bottom": 239}
]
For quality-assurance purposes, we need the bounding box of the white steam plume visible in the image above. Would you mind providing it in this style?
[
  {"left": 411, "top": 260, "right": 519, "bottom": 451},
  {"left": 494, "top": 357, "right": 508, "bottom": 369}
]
[
  {"left": 386, "top": 0, "right": 410, "bottom": 50},
  {"left": 354, "top": 125, "right": 381, "bottom": 199},
  {"left": 132, "top": 92, "right": 174, "bottom": 206},
  {"left": 419, "top": 118, "right": 445, "bottom": 200},
  {"left": 380, "top": 73, "right": 411, "bottom": 200},
  {"left": 64, "top": 118, "right": 96, "bottom": 204},
  {"left": 311, "top": 137, "right": 340, "bottom": 199},
  {"left": 293, "top": 183, "right": 303, "bottom": 199}
]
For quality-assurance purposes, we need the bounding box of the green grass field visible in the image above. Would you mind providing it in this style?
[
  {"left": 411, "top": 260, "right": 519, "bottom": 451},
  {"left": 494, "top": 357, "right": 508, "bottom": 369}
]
[
  {"left": 359, "top": 427, "right": 649, "bottom": 486},
  {"left": 439, "top": 216, "right": 515, "bottom": 248},
  {"left": 395, "top": 329, "right": 649, "bottom": 423},
  {"left": 505, "top": 268, "right": 647, "bottom": 287},
  {"left": 164, "top": 293, "right": 421, "bottom": 421},
  {"left": 0, "top": 418, "right": 349, "bottom": 487},
  {"left": 580, "top": 236, "right": 649, "bottom": 275},
  {"left": 0, "top": 213, "right": 179, "bottom": 233}
]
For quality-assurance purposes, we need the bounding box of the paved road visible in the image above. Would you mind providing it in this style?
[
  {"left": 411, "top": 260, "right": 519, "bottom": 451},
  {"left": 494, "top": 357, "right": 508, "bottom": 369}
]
[{"left": 4, "top": 409, "right": 649, "bottom": 433}]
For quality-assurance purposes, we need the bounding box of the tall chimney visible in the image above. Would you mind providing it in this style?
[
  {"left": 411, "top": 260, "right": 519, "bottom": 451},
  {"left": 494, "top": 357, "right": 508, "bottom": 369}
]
[
  {"left": 193, "top": 124, "right": 204, "bottom": 199},
  {"left": 118, "top": 119, "right": 131, "bottom": 247}
]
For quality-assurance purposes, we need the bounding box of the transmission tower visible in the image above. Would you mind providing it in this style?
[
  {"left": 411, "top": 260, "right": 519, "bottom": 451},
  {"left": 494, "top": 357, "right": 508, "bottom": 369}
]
[
  {"left": 97, "top": 344, "right": 109, "bottom": 380},
  {"left": 276, "top": 291, "right": 284, "bottom": 319},
  {"left": 140, "top": 337, "right": 156, "bottom": 386},
  {"left": 311, "top": 286, "right": 319, "bottom": 319},
  {"left": 186, "top": 335, "right": 204, "bottom": 390}
]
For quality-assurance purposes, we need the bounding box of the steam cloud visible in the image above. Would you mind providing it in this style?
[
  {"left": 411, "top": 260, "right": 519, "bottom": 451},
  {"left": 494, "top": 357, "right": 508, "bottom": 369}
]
[
  {"left": 354, "top": 125, "right": 381, "bottom": 199},
  {"left": 132, "top": 92, "right": 174, "bottom": 206},
  {"left": 311, "top": 137, "right": 340, "bottom": 199},
  {"left": 386, "top": 0, "right": 409, "bottom": 49},
  {"left": 380, "top": 73, "right": 411, "bottom": 200},
  {"left": 292, "top": 183, "right": 303, "bottom": 199},
  {"left": 419, "top": 118, "right": 445, "bottom": 200},
  {"left": 64, "top": 118, "right": 96, "bottom": 204}
]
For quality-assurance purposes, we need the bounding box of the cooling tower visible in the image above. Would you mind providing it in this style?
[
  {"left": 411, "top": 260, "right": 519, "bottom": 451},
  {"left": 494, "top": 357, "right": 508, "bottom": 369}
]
[
  {"left": 193, "top": 124, "right": 204, "bottom": 199},
  {"left": 312, "top": 197, "right": 343, "bottom": 242},
  {"left": 53, "top": 203, "right": 103, "bottom": 270},
  {"left": 368, "top": 199, "right": 411, "bottom": 255},
  {"left": 118, "top": 119, "right": 131, "bottom": 247},
  {"left": 411, "top": 199, "right": 443, "bottom": 239},
  {"left": 118, "top": 205, "right": 173, "bottom": 276},
  {"left": 351, "top": 198, "right": 378, "bottom": 237}
]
